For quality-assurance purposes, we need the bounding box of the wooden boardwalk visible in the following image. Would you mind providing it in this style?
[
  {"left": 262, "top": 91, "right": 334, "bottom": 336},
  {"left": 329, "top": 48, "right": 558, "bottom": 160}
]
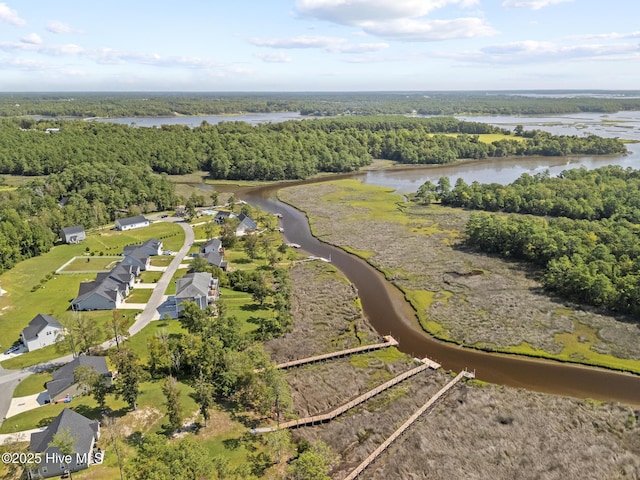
[
  {"left": 252, "top": 357, "right": 439, "bottom": 434},
  {"left": 273, "top": 335, "right": 399, "bottom": 370},
  {"left": 343, "top": 370, "right": 475, "bottom": 480}
]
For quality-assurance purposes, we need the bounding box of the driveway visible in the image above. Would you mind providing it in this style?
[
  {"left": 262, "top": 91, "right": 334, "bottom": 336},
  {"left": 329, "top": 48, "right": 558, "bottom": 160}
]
[
  {"left": 6, "top": 392, "right": 48, "bottom": 418},
  {"left": 0, "top": 427, "right": 46, "bottom": 445},
  {"left": 129, "top": 221, "right": 194, "bottom": 335}
]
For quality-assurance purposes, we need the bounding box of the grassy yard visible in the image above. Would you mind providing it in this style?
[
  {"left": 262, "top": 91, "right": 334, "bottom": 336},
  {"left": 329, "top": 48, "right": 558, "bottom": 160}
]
[
  {"left": 220, "top": 288, "right": 270, "bottom": 334},
  {"left": 150, "top": 256, "right": 174, "bottom": 267},
  {"left": 123, "top": 319, "right": 186, "bottom": 364},
  {"left": 139, "top": 271, "right": 163, "bottom": 283},
  {"left": 164, "top": 268, "right": 189, "bottom": 296},
  {"left": 13, "top": 372, "right": 53, "bottom": 397},
  {"left": 60, "top": 256, "right": 122, "bottom": 272},
  {"left": 126, "top": 288, "right": 153, "bottom": 304}
]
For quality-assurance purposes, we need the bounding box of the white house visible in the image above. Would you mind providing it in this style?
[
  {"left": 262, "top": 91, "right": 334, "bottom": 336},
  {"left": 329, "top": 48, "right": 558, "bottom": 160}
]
[
  {"left": 21, "top": 314, "right": 64, "bottom": 352},
  {"left": 114, "top": 215, "right": 150, "bottom": 231}
]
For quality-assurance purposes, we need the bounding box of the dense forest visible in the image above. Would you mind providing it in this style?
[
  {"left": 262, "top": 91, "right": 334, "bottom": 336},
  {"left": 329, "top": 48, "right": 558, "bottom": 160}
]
[
  {"left": 0, "top": 116, "right": 627, "bottom": 273},
  {"left": 0, "top": 116, "right": 626, "bottom": 178},
  {"left": 2, "top": 91, "right": 640, "bottom": 117},
  {"left": 418, "top": 167, "right": 640, "bottom": 314}
]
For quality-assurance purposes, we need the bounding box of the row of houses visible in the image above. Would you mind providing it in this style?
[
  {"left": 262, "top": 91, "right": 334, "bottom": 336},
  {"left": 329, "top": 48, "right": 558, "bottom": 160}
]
[{"left": 71, "top": 238, "right": 162, "bottom": 311}]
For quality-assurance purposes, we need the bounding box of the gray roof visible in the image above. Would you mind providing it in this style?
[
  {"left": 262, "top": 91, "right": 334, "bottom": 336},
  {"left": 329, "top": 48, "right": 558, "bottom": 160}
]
[
  {"left": 123, "top": 238, "right": 162, "bottom": 256},
  {"left": 22, "top": 314, "right": 62, "bottom": 341},
  {"left": 200, "top": 251, "right": 225, "bottom": 268},
  {"left": 72, "top": 277, "right": 125, "bottom": 306},
  {"left": 237, "top": 213, "right": 257, "bottom": 231},
  {"left": 46, "top": 356, "right": 110, "bottom": 399},
  {"left": 176, "top": 272, "right": 213, "bottom": 300},
  {"left": 201, "top": 238, "right": 222, "bottom": 253},
  {"left": 30, "top": 408, "right": 99, "bottom": 454},
  {"left": 60, "top": 225, "right": 85, "bottom": 236},
  {"left": 115, "top": 215, "right": 148, "bottom": 227}
]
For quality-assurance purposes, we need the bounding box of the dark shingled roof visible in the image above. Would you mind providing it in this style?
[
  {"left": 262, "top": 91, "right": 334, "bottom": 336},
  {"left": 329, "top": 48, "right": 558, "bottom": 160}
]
[
  {"left": 237, "top": 213, "right": 258, "bottom": 231},
  {"left": 46, "top": 356, "right": 110, "bottom": 399},
  {"left": 22, "top": 314, "right": 62, "bottom": 341},
  {"left": 60, "top": 225, "right": 85, "bottom": 236},
  {"left": 116, "top": 215, "right": 148, "bottom": 227},
  {"left": 29, "top": 408, "right": 99, "bottom": 454}
]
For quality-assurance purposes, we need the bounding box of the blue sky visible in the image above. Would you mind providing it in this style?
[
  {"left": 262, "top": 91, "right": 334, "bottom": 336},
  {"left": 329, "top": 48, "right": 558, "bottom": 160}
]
[{"left": 0, "top": 0, "right": 638, "bottom": 91}]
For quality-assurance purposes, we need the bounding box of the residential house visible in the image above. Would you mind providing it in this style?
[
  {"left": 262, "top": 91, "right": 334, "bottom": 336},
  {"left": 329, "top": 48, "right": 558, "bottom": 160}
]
[
  {"left": 94, "top": 263, "right": 138, "bottom": 289},
  {"left": 214, "top": 211, "right": 233, "bottom": 225},
  {"left": 236, "top": 213, "right": 258, "bottom": 235},
  {"left": 20, "top": 314, "right": 64, "bottom": 352},
  {"left": 71, "top": 278, "right": 127, "bottom": 311},
  {"left": 121, "top": 249, "right": 150, "bottom": 271},
  {"left": 175, "top": 272, "right": 219, "bottom": 316},
  {"left": 59, "top": 226, "right": 85, "bottom": 244},
  {"left": 199, "top": 238, "right": 227, "bottom": 270},
  {"left": 45, "top": 356, "right": 112, "bottom": 403},
  {"left": 114, "top": 215, "right": 149, "bottom": 231},
  {"left": 123, "top": 238, "right": 163, "bottom": 257},
  {"left": 28, "top": 408, "right": 101, "bottom": 479}
]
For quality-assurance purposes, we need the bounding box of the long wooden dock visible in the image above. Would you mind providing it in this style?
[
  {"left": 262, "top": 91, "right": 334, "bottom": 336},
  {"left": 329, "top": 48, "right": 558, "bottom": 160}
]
[
  {"left": 343, "top": 370, "right": 475, "bottom": 480},
  {"left": 273, "top": 335, "right": 399, "bottom": 370},
  {"left": 252, "top": 357, "right": 439, "bottom": 434}
]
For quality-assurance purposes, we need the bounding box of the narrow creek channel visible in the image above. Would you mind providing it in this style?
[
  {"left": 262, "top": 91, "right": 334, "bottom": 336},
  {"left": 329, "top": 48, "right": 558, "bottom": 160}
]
[{"left": 241, "top": 180, "right": 640, "bottom": 406}]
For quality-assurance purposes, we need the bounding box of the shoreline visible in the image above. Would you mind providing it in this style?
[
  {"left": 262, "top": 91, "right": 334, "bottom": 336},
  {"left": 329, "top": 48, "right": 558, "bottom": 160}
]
[{"left": 275, "top": 183, "right": 640, "bottom": 379}]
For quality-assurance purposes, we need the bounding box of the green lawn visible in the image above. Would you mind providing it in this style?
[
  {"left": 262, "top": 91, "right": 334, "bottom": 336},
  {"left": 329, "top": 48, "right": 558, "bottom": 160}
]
[
  {"left": 60, "top": 256, "right": 122, "bottom": 272},
  {"left": 221, "top": 288, "right": 270, "bottom": 334},
  {"left": 123, "top": 319, "right": 186, "bottom": 364},
  {"left": 192, "top": 222, "right": 219, "bottom": 240},
  {"left": 126, "top": 288, "right": 153, "bottom": 304},
  {"left": 13, "top": 372, "right": 53, "bottom": 397},
  {"left": 150, "top": 256, "right": 174, "bottom": 267},
  {"left": 164, "top": 268, "right": 189, "bottom": 296},
  {"left": 139, "top": 271, "right": 163, "bottom": 283}
]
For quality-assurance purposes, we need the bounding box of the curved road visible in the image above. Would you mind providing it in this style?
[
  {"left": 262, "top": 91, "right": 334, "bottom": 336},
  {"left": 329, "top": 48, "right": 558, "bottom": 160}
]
[{"left": 0, "top": 219, "right": 194, "bottom": 426}]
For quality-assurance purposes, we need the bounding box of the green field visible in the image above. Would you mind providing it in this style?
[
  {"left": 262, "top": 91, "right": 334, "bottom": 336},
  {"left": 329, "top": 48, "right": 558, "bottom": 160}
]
[
  {"left": 220, "top": 288, "right": 270, "bottom": 334},
  {"left": 150, "top": 256, "right": 174, "bottom": 267},
  {"left": 429, "top": 132, "right": 526, "bottom": 143},
  {"left": 13, "top": 372, "right": 53, "bottom": 397},
  {"left": 59, "top": 256, "right": 122, "bottom": 272},
  {"left": 126, "top": 288, "right": 153, "bottom": 304},
  {"left": 139, "top": 271, "right": 163, "bottom": 283},
  {"left": 164, "top": 268, "right": 189, "bottom": 296}
]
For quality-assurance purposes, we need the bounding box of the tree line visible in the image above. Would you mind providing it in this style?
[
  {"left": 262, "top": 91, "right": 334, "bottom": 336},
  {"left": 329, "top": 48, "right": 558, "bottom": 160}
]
[
  {"left": 3, "top": 91, "right": 640, "bottom": 117},
  {"left": 1, "top": 117, "right": 626, "bottom": 178},
  {"left": 417, "top": 166, "right": 640, "bottom": 314}
]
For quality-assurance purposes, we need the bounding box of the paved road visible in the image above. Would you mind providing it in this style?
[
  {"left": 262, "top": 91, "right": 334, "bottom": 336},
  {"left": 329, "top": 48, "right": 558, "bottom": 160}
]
[
  {"left": 0, "top": 219, "right": 195, "bottom": 426},
  {"left": 129, "top": 221, "right": 193, "bottom": 335}
]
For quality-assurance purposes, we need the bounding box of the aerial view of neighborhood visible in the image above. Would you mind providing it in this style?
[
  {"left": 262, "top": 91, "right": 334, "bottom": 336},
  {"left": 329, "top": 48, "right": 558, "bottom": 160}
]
[{"left": 0, "top": 1, "right": 639, "bottom": 479}]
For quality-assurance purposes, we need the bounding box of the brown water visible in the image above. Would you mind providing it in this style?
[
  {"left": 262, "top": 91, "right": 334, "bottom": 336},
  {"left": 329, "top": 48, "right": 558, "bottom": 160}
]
[{"left": 242, "top": 175, "right": 640, "bottom": 406}]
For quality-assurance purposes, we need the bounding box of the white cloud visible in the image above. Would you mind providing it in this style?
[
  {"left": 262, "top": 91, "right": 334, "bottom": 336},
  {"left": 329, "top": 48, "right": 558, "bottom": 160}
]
[
  {"left": 568, "top": 31, "right": 640, "bottom": 41},
  {"left": 21, "top": 33, "right": 42, "bottom": 45},
  {"left": 501, "top": 0, "right": 573, "bottom": 10},
  {"left": 250, "top": 35, "right": 389, "bottom": 53},
  {"left": 251, "top": 35, "right": 340, "bottom": 49},
  {"left": 361, "top": 17, "right": 496, "bottom": 41},
  {"left": 295, "top": 0, "right": 492, "bottom": 42},
  {"left": 0, "top": 3, "right": 26, "bottom": 26},
  {"left": 435, "top": 40, "right": 640, "bottom": 64},
  {"left": 296, "top": 0, "right": 478, "bottom": 24},
  {"left": 255, "top": 52, "right": 293, "bottom": 63},
  {"left": 46, "top": 20, "right": 81, "bottom": 34}
]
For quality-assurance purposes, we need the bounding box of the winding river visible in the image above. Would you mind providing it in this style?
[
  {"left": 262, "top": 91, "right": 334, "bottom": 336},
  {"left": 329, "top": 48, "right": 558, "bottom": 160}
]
[{"left": 238, "top": 110, "right": 640, "bottom": 405}]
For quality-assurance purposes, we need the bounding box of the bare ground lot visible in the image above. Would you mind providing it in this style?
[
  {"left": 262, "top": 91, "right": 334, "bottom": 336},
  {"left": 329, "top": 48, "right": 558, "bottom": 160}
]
[
  {"left": 279, "top": 181, "right": 640, "bottom": 371},
  {"left": 270, "top": 259, "right": 640, "bottom": 479}
]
